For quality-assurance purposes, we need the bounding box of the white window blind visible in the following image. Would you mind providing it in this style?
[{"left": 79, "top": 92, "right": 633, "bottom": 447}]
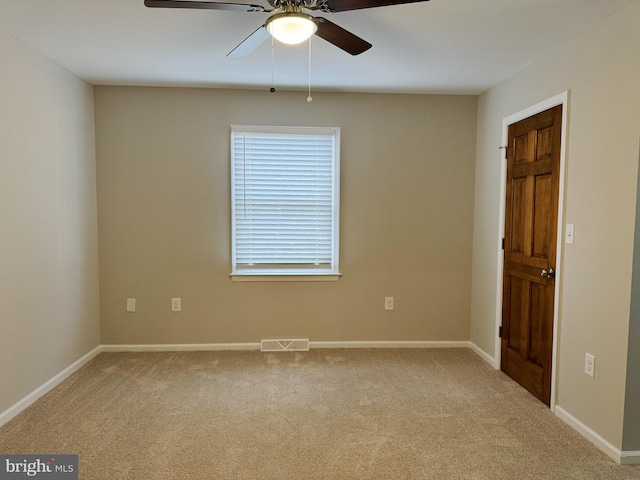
[{"left": 231, "top": 125, "right": 340, "bottom": 277}]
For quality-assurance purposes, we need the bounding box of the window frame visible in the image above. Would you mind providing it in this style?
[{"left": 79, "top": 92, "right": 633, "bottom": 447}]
[{"left": 230, "top": 125, "right": 341, "bottom": 282}]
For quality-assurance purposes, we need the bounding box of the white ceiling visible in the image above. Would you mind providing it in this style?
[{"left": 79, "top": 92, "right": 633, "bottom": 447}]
[{"left": 0, "top": 0, "right": 633, "bottom": 94}]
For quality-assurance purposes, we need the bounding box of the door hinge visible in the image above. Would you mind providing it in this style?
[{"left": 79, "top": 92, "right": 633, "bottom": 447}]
[
  {"left": 501, "top": 238, "right": 505, "bottom": 250},
  {"left": 499, "top": 326, "right": 503, "bottom": 338}
]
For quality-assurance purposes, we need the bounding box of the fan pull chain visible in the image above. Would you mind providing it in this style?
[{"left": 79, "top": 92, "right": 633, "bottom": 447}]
[
  {"left": 270, "top": 36, "right": 276, "bottom": 93},
  {"left": 307, "top": 36, "right": 313, "bottom": 103}
]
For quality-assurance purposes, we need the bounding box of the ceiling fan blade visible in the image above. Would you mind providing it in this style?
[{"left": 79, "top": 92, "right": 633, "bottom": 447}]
[
  {"left": 314, "top": 18, "right": 371, "bottom": 56},
  {"left": 227, "top": 25, "right": 271, "bottom": 57},
  {"left": 144, "top": 0, "right": 265, "bottom": 12},
  {"left": 324, "top": 0, "right": 429, "bottom": 12}
]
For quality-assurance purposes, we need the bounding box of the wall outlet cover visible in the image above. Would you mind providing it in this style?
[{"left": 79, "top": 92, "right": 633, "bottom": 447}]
[
  {"left": 171, "top": 298, "right": 182, "bottom": 312},
  {"left": 126, "top": 298, "right": 136, "bottom": 313},
  {"left": 585, "top": 353, "right": 595, "bottom": 378}
]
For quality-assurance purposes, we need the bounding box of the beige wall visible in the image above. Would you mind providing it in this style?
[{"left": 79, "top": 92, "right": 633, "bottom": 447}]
[
  {"left": 0, "top": 29, "right": 100, "bottom": 415},
  {"left": 95, "top": 87, "right": 477, "bottom": 345},
  {"left": 624, "top": 154, "right": 640, "bottom": 452},
  {"left": 471, "top": 2, "right": 640, "bottom": 451}
]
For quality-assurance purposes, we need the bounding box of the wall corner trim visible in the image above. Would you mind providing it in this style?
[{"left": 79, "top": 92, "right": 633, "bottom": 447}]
[
  {"left": 554, "top": 405, "right": 624, "bottom": 464},
  {"left": 0, "top": 345, "right": 102, "bottom": 428}
]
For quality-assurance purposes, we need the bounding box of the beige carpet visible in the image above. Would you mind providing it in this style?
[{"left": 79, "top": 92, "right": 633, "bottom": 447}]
[{"left": 0, "top": 349, "right": 638, "bottom": 479}]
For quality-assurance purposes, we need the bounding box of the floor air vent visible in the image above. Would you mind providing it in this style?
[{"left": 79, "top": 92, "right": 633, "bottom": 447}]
[{"left": 261, "top": 339, "right": 310, "bottom": 352}]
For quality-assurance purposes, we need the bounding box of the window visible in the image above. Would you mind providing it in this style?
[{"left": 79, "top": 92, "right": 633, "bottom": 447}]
[{"left": 230, "top": 125, "right": 340, "bottom": 281}]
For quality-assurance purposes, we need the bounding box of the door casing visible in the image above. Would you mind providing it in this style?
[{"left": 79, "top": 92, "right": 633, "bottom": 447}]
[{"left": 495, "top": 91, "right": 569, "bottom": 412}]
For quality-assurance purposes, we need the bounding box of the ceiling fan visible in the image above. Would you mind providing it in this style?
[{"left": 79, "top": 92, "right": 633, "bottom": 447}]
[{"left": 144, "top": 0, "right": 431, "bottom": 57}]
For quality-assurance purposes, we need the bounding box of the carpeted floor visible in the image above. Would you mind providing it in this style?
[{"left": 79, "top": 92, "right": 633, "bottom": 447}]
[{"left": 0, "top": 348, "right": 638, "bottom": 479}]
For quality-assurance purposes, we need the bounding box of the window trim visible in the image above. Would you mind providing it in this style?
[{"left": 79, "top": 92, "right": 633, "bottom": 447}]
[
  {"left": 229, "top": 125, "right": 341, "bottom": 281},
  {"left": 230, "top": 272, "right": 341, "bottom": 282}
]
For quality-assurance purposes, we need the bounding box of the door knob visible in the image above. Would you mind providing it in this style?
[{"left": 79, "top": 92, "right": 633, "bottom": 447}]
[{"left": 541, "top": 268, "right": 555, "bottom": 279}]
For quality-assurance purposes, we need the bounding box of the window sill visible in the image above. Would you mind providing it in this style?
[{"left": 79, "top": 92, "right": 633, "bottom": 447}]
[{"left": 230, "top": 272, "right": 341, "bottom": 282}]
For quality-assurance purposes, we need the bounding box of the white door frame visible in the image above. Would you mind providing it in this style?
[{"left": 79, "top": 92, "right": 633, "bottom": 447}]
[{"left": 495, "top": 91, "right": 569, "bottom": 412}]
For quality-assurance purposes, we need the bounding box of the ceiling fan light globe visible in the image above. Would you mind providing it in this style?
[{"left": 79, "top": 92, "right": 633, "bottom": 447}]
[{"left": 266, "top": 13, "right": 318, "bottom": 45}]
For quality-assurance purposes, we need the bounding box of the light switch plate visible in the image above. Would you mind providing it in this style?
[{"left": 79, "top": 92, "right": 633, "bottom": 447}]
[{"left": 565, "top": 224, "right": 575, "bottom": 244}]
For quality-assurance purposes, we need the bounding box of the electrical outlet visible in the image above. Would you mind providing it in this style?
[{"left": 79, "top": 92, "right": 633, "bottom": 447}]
[
  {"left": 126, "top": 298, "right": 136, "bottom": 313},
  {"left": 385, "top": 297, "right": 394, "bottom": 311},
  {"left": 172, "top": 298, "right": 182, "bottom": 312},
  {"left": 584, "top": 353, "right": 595, "bottom": 378}
]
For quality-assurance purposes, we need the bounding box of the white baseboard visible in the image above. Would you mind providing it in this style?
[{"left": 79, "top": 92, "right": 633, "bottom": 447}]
[
  {"left": 468, "top": 342, "right": 499, "bottom": 369},
  {"left": 554, "top": 405, "right": 624, "bottom": 464},
  {"left": 100, "top": 343, "right": 260, "bottom": 352},
  {"left": 102, "top": 341, "right": 470, "bottom": 352},
  {"left": 620, "top": 450, "right": 640, "bottom": 465},
  {"left": 0, "top": 345, "right": 102, "bottom": 428},
  {"left": 310, "top": 340, "right": 470, "bottom": 349}
]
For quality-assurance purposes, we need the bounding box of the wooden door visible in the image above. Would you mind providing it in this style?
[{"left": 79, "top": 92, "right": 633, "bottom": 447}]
[{"left": 501, "top": 105, "right": 562, "bottom": 406}]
